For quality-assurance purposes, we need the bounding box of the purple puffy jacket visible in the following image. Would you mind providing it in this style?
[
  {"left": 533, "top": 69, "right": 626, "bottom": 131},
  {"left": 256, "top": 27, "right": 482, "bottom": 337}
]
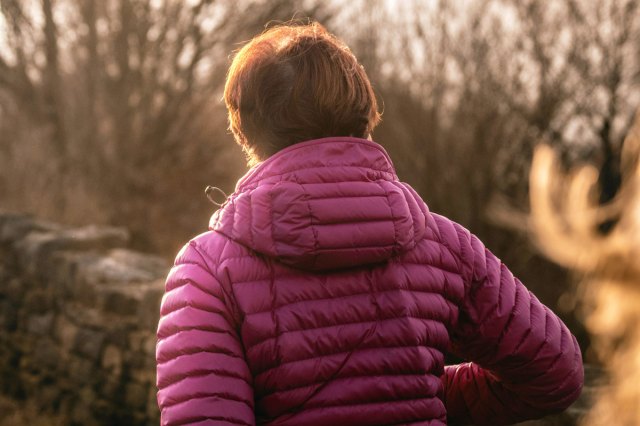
[{"left": 156, "top": 137, "right": 583, "bottom": 426}]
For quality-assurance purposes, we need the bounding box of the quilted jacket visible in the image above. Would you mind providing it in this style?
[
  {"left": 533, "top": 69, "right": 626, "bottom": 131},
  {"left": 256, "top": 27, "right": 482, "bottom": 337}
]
[{"left": 156, "top": 136, "right": 584, "bottom": 426}]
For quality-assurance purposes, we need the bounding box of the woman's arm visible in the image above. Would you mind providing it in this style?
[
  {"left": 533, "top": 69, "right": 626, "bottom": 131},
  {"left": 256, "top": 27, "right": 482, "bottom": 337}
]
[
  {"left": 156, "top": 240, "right": 255, "bottom": 426},
  {"left": 434, "top": 215, "right": 584, "bottom": 425}
]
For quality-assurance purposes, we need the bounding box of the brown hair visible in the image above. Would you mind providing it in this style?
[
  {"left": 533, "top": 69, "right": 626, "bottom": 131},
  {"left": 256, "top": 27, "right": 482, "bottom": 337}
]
[{"left": 224, "top": 22, "right": 381, "bottom": 165}]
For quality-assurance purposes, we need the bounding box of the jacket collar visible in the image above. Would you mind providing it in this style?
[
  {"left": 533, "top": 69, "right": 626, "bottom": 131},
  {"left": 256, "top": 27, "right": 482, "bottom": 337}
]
[{"left": 233, "top": 136, "right": 398, "bottom": 193}]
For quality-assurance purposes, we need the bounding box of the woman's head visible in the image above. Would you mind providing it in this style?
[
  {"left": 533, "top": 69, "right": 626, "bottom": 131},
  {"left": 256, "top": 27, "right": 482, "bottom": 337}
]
[{"left": 224, "top": 22, "right": 381, "bottom": 165}]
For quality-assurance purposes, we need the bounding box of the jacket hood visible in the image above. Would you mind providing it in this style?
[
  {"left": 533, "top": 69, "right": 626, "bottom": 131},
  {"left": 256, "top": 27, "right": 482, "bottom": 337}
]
[{"left": 209, "top": 137, "right": 429, "bottom": 271}]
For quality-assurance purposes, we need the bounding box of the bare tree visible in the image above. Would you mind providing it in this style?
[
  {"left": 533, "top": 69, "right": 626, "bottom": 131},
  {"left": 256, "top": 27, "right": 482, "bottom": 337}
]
[{"left": 0, "top": 0, "right": 331, "bottom": 253}]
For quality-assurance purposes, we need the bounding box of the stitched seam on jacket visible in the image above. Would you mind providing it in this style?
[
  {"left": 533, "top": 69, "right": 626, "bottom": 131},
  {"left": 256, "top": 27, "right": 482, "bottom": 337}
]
[
  {"left": 453, "top": 226, "right": 471, "bottom": 282},
  {"left": 228, "top": 195, "right": 237, "bottom": 239},
  {"left": 237, "top": 165, "right": 395, "bottom": 192},
  {"left": 228, "top": 179, "right": 390, "bottom": 206},
  {"left": 190, "top": 239, "right": 243, "bottom": 327},
  {"left": 378, "top": 180, "right": 400, "bottom": 255},
  {"left": 254, "top": 344, "right": 444, "bottom": 378},
  {"left": 166, "top": 274, "right": 222, "bottom": 299},
  {"left": 215, "top": 255, "right": 461, "bottom": 277},
  {"left": 161, "top": 368, "right": 253, "bottom": 390},
  {"left": 261, "top": 395, "right": 440, "bottom": 412},
  {"left": 163, "top": 391, "right": 254, "bottom": 409},
  {"left": 313, "top": 218, "right": 395, "bottom": 226},
  {"left": 248, "top": 190, "right": 255, "bottom": 250},
  {"left": 296, "top": 178, "right": 320, "bottom": 268},
  {"left": 490, "top": 286, "right": 522, "bottom": 359},
  {"left": 469, "top": 252, "right": 505, "bottom": 337},
  {"left": 242, "top": 286, "right": 459, "bottom": 314},
  {"left": 226, "top": 267, "right": 457, "bottom": 285},
  {"left": 247, "top": 314, "right": 449, "bottom": 350},
  {"left": 429, "top": 216, "right": 465, "bottom": 274},
  {"left": 169, "top": 415, "right": 251, "bottom": 426},
  {"left": 157, "top": 349, "right": 245, "bottom": 366},
  {"left": 160, "top": 300, "right": 229, "bottom": 320},
  {"left": 307, "top": 193, "right": 388, "bottom": 201},
  {"left": 259, "top": 372, "right": 442, "bottom": 398},
  {"left": 268, "top": 260, "right": 284, "bottom": 369},
  {"left": 158, "top": 323, "right": 238, "bottom": 340},
  {"left": 266, "top": 183, "right": 278, "bottom": 257},
  {"left": 401, "top": 183, "right": 427, "bottom": 247},
  {"left": 214, "top": 240, "right": 462, "bottom": 270},
  {"left": 157, "top": 347, "right": 244, "bottom": 364},
  {"left": 394, "top": 182, "right": 417, "bottom": 247}
]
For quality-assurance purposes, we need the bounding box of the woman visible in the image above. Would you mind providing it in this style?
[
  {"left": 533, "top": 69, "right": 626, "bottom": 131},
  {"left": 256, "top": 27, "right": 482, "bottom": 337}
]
[{"left": 155, "top": 23, "right": 583, "bottom": 426}]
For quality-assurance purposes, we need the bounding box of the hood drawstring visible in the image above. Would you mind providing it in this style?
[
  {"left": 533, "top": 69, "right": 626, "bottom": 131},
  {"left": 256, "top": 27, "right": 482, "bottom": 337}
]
[{"left": 205, "top": 185, "right": 228, "bottom": 207}]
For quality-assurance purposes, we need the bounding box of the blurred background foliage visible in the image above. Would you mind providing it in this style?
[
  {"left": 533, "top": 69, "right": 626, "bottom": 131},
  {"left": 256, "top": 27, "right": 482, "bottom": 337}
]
[
  {"left": 528, "top": 112, "right": 640, "bottom": 425},
  {"left": 1, "top": 0, "right": 639, "bottom": 361}
]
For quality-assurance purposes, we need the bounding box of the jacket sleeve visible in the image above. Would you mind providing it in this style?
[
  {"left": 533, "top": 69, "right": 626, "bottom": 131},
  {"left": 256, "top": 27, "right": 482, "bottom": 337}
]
[
  {"left": 156, "top": 240, "right": 255, "bottom": 426},
  {"left": 436, "top": 217, "right": 584, "bottom": 425}
]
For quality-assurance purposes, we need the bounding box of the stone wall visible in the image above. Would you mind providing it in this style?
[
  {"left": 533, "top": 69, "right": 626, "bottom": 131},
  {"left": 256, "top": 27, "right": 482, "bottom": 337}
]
[{"left": 0, "top": 212, "right": 169, "bottom": 425}]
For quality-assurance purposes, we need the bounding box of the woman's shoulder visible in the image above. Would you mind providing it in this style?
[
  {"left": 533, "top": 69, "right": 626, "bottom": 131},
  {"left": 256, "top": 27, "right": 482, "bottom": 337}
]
[
  {"left": 413, "top": 211, "right": 485, "bottom": 282},
  {"left": 175, "top": 229, "right": 255, "bottom": 271}
]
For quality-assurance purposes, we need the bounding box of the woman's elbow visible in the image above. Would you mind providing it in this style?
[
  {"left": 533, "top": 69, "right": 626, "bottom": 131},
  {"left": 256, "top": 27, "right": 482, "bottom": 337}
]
[
  {"left": 528, "top": 345, "right": 585, "bottom": 414},
  {"left": 547, "top": 366, "right": 584, "bottom": 413}
]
